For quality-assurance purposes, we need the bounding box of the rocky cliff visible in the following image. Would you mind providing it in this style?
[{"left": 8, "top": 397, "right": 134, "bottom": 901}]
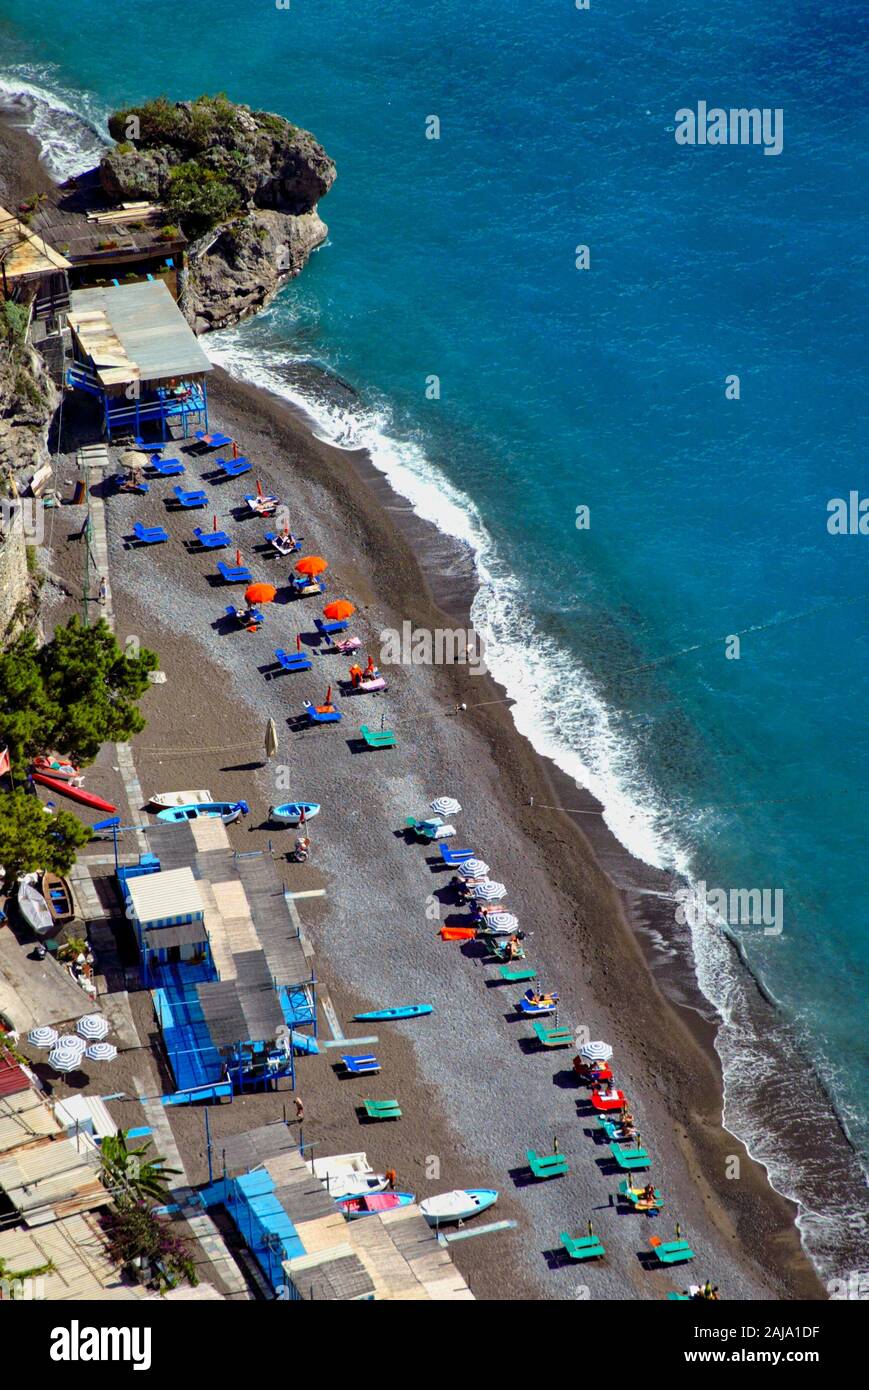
[
  {"left": 100, "top": 95, "right": 336, "bottom": 333},
  {"left": 0, "top": 331, "right": 56, "bottom": 636}
]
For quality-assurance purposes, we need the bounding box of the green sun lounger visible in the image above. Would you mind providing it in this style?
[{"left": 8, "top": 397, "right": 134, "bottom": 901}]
[
  {"left": 499, "top": 964, "right": 537, "bottom": 983},
  {"left": 610, "top": 1142, "right": 651, "bottom": 1171},
  {"left": 531, "top": 1021, "right": 573, "bottom": 1047},
  {"left": 560, "top": 1231, "right": 606, "bottom": 1261},
  {"left": 363, "top": 1099, "right": 402, "bottom": 1121},
  {"left": 666, "top": 1292, "right": 693, "bottom": 1300},
  {"left": 526, "top": 1148, "right": 569, "bottom": 1180},
  {"left": 360, "top": 724, "right": 396, "bottom": 749},
  {"left": 653, "top": 1240, "right": 695, "bottom": 1265}
]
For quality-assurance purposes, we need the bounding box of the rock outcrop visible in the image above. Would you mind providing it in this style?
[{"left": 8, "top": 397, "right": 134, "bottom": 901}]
[
  {"left": 99, "top": 96, "right": 336, "bottom": 333},
  {"left": 0, "top": 341, "right": 56, "bottom": 635}
]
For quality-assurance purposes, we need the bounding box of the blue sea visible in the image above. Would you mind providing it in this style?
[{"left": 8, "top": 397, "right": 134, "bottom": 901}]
[{"left": 1, "top": 0, "right": 866, "bottom": 1274}]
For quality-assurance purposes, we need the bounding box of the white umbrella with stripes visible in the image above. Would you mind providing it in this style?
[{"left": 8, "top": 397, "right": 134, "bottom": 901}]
[
  {"left": 457, "top": 858, "right": 489, "bottom": 879},
  {"left": 27, "top": 1025, "right": 58, "bottom": 1049},
  {"left": 77, "top": 1014, "right": 110, "bottom": 1041},
  {"left": 471, "top": 880, "right": 507, "bottom": 901},
  {"left": 56, "top": 1034, "right": 87, "bottom": 1053},
  {"left": 430, "top": 796, "right": 461, "bottom": 817},
  {"left": 48, "top": 1043, "right": 85, "bottom": 1073},
  {"left": 483, "top": 911, "right": 519, "bottom": 933},
  {"left": 84, "top": 1042, "right": 117, "bottom": 1063},
  {"left": 578, "top": 1040, "right": 613, "bottom": 1063}
]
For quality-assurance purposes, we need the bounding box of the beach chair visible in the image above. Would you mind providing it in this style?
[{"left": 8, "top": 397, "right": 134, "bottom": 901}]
[
  {"left": 314, "top": 617, "right": 349, "bottom": 642},
  {"left": 292, "top": 576, "right": 326, "bottom": 597},
  {"left": 560, "top": 1231, "right": 606, "bottom": 1262},
  {"left": 217, "top": 561, "right": 253, "bottom": 583},
  {"left": 303, "top": 700, "right": 342, "bottom": 724},
  {"left": 132, "top": 522, "right": 169, "bottom": 545},
  {"left": 172, "top": 485, "right": 208, "bottom": 509},
  {"left": 275, "top": 648, "right": 313, "bottom": 672},
  {"left": 265, "top": 530, "right": 303, "bottom": 555},
  {"left": 245, "top": 493, "right": 279, "bottom": 515},
  {"left": 439, "top": 926, "right": 477, "bottom": 941},
  {"left": 225, "top": 605, "right": 264, "bottom": 629},
  {"left": 193, "top": 526, "right": 231, "bottom": 549},
  {"left": 360, "top": 724, "right": 396, "bottom": 749},
  {"left": 342, "top": 1054, "right": 381, "bottom": 1075},
  {"left": 195, "top": 430, "right": 233, "bottom": 450},
  {"left": 149, "top": 456, "right": 184, "bottom": 476},
  {"left": 215, "top": 455, "right": 251, "bottom": 477},
  {"left": 112, "top": 473, "right": 149, "bottom": 494},
  {"left": 499, "top": 964, "right": 536, "bottom": 983},
  {"left": 135, "top": 436, "right": 161, "bottom": 453},
  {"left": 652, "top": 1240, "right": 695, "bottom": 1266},
  {"left": 362, "top": 1099, "right": 402, "bottom": 1121},
  {"left": 666, "top": 1292, "right": 693, "bottom": 1300},
  {"left": 526, "top": 1148, "right": 569, "bottom": 1180},
  {"left": 589, "top": 1089, "right": 626, "bottom": 1112},
  {"left": 617, "top": 1179, "right": 663, "bottom": 1211},
  {"left": 439, "top": 844, "right": 476, "bottom": 866},
  {"left": 610, "top": 1142, "right": 651, "bottom": 1171},
  {"left": 531, "top": 1021, "right": 573, "bottom": 1048}
]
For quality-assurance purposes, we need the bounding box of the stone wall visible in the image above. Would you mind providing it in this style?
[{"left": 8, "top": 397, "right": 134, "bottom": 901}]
[{"left": 0, "top": 512, "right": 29, "bottom": 637}]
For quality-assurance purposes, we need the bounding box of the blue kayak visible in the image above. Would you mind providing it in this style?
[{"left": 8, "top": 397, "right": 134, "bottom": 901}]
[
  {"left": 353, "top": 1005, "right": 434, "bottom": 1022},
  {"left": 269, "top": 801, "right": 320, "bottom": 825}
]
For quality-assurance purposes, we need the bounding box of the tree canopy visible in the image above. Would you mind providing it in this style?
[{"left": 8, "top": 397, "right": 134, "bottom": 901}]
[
  {"left": 0, "top": 790, "right": 90, "bottom": 886},
  {"left": 0, "top": 618, "right": 157, "bottom": 774}
]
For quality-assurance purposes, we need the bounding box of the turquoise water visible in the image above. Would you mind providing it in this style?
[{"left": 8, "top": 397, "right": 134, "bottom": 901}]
[{"left": 1, "top": 0, "right": 866, "bottom": 1270}]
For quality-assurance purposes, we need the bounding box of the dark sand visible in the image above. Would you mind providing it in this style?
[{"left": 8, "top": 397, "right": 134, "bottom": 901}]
[{"left": 2, "top": 109, "right": 832, "bottom": 1300}]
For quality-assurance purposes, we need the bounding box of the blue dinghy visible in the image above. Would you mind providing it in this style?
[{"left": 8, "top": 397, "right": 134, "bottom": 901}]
[
  {"left": 156, "top": 800, "right": 250, "bottom": 824},
  {"left": 269, "top": 801, "right": 320, "bottom": 826},
  {"left": 353, "top": 1005, "right": 433, "bottom": 1022}
]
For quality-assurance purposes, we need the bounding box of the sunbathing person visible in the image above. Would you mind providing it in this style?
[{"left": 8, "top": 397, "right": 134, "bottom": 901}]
[{"left": 642, "top": 1184, "right": 657, "bottom": 1205}]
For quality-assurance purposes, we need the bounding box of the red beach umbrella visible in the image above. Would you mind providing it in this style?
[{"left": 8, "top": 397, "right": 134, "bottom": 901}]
[
  {"left": 245, "top": 583, "right": 277, "bottom": 606},
  {"left": 296, "top": 556, "right": 328, "bottom": 576},
  {"left": 323, "top": 600, "right": 355, "bottom": 620}
]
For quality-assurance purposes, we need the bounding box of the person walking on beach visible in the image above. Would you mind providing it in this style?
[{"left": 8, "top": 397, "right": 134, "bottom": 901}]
[
  {"left": 385, "top": 1167, "right": 397, "bottom": 1191},
  {"left": 294, "top": 1096, "right": 304, "bottom": 1123},
  {"left": 98, "top": 576, "right": 107, "bottom": 605}
]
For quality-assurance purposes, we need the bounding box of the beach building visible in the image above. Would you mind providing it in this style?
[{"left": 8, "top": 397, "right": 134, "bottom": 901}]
[
  {"left": 0, "top": 1072, "right": 110, "bottom": 1226},
  {"left": 197, "top": 1123, "right": 474, "bottom": 1301},
  {"left": 0, "top": 203, "right": 71, "bottom": 325},
  {"left": 65, "top": 279, "right": 211, "bottom": 440},
  {"left": 119, "top": 823, "right": 316, "bottom": 1103}
]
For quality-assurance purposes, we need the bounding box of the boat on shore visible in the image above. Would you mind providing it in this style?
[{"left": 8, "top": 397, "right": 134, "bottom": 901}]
[
  {"left": 419, "top": 1188, "right": 499, "bottom": 1226},
  {"left": 148, "top": 789, "right": 213, "bottom": 808},
  {"left": 338, "top": 1191, "right": 415, "bottom": 1220},
  {"left": 30, "top": 773, "right": 117, "bottom": 814},
  {"left": 40, "top": 871, "right": 75, "bottom": 927},
  {"left": 306, "top": 1152, "right": 389, "bottom": 1200},
  {"left": 353, "top": 1004, "right": 433, "bottom": 1022},
  {"left": 17, "top": 877, "right": 53, "bottom": 934},
  {"left": 155, "top": 800, "right": 249, "bottom": 824},
  {"left": 268, "top": 801, "right": 320, "bottom": 826}
]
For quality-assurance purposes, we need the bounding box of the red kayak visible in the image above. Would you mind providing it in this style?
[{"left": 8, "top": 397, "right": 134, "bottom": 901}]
[{"left": 31, "top": 772, "right": 117, "bottom": 815}]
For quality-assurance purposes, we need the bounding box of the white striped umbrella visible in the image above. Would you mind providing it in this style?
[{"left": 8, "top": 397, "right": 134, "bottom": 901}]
[
  {"left": 27, "top": 1026, "right": 58, "bottom": 1049},
  {"left": 84, "top": 1042, "right": 117, "bottom": 1063},
  {"left": 485, "top": 911, "right": 519, "bottom": 933},
  {"left": 471, "top": 880, "right": 507, "bottom": 901},
  {"left": 76, "top": 1014, "right": 109, "bottom": 1041},
  {"left": 578, "top": 1040, "right": 613, "bottom": 1063},
  {"left": 430, "top": 796, "right": 461, "bottom": 817},
  {"left": 458, "top": 858, "right": 489, "bottom": 879},
  {"left": 56, "top": 1034, "right": 87, "bottom": 1053},
  {"left": 48, "top": 1044, "right": 85, "bottom": 1073}
]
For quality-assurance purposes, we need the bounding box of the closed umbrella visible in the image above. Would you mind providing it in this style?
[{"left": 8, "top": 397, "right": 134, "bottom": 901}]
[
  {"left": 245, "top": 582, "right": 277, "bottom": 606},
  {"left": 27, "top": 1025, "right": 58, "bottom": 1049},
  {"left": 264, "top": 717, "right": 278, "bottom": 760},
  {"left": 485, "top": 911, "right": 519, "bottom": 933},
  {"left": 578, "top": 1040, "right": 613, "bottom": 1063},
  {"left": 323, "top": 600, "right": 355, "bottom": 620},
  {"left": 471, "top": 880, "right": 507, "bottom": 901},
  {"left": 430, "top": 796, "right": 461, "bottom": 817},
  {"left": 84, "top": 1042, "right": 117, "bottom": 1062},
  {"left": 48, "top": 1043, "right": 85, "bottom": 1073},
  {"left": 458, "top": 858, "right": 489, "bottom": 879},
  {"left": 76, "top": 1014, "right": 109, "bottom": 1041}
]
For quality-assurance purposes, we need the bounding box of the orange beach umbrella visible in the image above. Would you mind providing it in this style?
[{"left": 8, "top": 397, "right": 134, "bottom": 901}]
[
  {"left": 245, "top": 582, "right": 277, "bottom": 606},
  {"left": 296, "top": 556, "right": 328, "bottom": 576},
  {"left": 323, "top": 600, "right": 355, "bottom": 620}
]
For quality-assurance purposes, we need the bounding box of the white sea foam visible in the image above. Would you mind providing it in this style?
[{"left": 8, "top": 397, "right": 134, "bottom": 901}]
[{"left": 0, "top": 66, "right": 109, "bottom": 178}]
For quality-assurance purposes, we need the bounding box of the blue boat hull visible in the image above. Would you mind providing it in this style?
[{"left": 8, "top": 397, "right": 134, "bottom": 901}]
[
  {"left": 269, "top": 802, "right": 321, "bottom": 825},
  {"left": 353, "top": 1005, "right": 433, "bottom": 1021}
]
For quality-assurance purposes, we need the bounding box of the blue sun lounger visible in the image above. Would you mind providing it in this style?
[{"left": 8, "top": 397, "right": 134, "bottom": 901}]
[
  {"left": 149, "top": 456, "right": 184, "bottom": 476},
  {"left": 265, "top": 531, "right": 303, "bottom": 554},
  {"left": 314, "top": 617, "right": 348, "bottom": 640},
  {"left": 133, "top": 522, "right": 169, "bottom": 545},
  {"left": 275, "top": 648, "right": 313, "bottom": 672},
  {"left": 439, "top": 844, "right": 476, "bottom": 866},
  {"left": 342, "top": 1054, "right": 381, "bottom": 1075},
  {"left": 215, "top": 456, "right": 251, "bottom": 478},
  {"left": 303, "top": 700, "right": 342, "bottom": 724},
  {"left": 195, "top": 430, "right": 233, "bottom": 450},
  {"left": 225, "top": 605, "right": 264, "bottom": 628},
  {"left": 217, "top": 561, "right": 253, "bottom": 583},
  {"left": 173, "top": 485, "right": 208, "bottom": 509},
  {"left": 193, "top": 526, "right": 231, "bottom": 549}
]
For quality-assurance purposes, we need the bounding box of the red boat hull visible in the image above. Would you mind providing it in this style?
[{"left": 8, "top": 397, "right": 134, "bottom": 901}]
[{"left": 31, "top": 772, "right": 117, "bottom": 814}]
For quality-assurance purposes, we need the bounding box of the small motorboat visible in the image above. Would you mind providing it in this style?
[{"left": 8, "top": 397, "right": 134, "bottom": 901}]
[
  {"left": 419, "top": 1188, "right": 499, "bottom": 1226},
  {"left": 306, "top": 1152, "right": 388, "bottom": 1201},
  {"left": 156, "top": 800, "right": 250, "bottom": 824},
  {"left": 17, "top": 878, "right": 53, "bottom": 935},
  {"left": 353, "top": 1004, "right": 433, "bottom": 1022},
  {"left": 33, "top": 755, "right": 80, "bottom": 783},
  {"left": 148, "top": 789, "right": 213, "bottom": 808},
  {"left": 338, "top": 1191, "right": 415, "bottom": 1220},
  {"left": 40, "top": 871, "right": 75, "bottom": 927},
  {"left": 517, "top": 988, "right": 559, "bottom": 1017},
  {"left": 268, "top": 801, "right": 321, "bottom": 826}
]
